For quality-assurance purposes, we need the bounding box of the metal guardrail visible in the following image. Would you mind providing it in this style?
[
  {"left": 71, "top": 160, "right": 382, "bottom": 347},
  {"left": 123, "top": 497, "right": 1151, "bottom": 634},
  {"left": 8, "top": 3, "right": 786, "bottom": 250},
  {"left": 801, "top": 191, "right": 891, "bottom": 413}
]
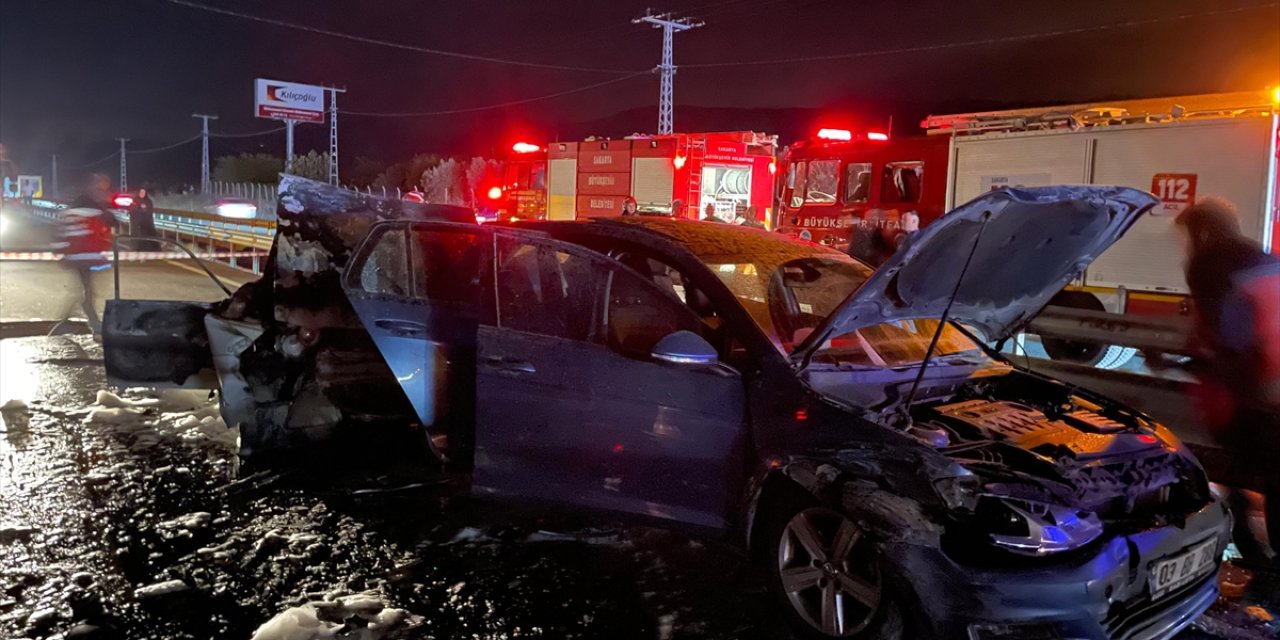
[
  {"left": 27, "top": 199, "right": 1199, "bottom": 353},
  {"left": 1028, "top": 305, "right": 1194, "bottom": 356},
  {"left": 27, "top": 198, "right": 274, "bottom": 274}
]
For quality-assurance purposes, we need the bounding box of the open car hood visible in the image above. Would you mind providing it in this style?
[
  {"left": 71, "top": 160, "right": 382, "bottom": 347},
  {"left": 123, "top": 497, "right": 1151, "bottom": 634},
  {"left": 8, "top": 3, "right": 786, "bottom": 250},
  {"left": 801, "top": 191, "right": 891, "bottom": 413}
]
[{"left": 794, "top": 186, "right": 1157, "bottom": 360}]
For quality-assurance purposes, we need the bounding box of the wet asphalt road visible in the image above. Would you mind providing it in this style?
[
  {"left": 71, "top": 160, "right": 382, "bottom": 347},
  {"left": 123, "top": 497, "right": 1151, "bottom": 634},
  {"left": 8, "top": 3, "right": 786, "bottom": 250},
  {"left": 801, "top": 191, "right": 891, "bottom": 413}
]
[{"left": 1, "top": 335, "right": 1278, "bottom": 640}]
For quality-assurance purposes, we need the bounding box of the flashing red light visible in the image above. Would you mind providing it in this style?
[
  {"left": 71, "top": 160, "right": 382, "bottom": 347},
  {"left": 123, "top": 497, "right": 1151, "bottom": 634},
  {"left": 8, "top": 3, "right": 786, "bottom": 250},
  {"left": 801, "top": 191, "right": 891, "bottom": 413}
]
[
  {"left": 794, "top": 409, "right": 808, "bottom": 422},
  {"left": 1136, "top": 434, "right": 1158, "bottom": 444},
  {"left": 673, "top": 154, "right": 687, "bottom": 170},
  {"left": 487, "top": 186, "right": 502, "bottom": 200},
  {"left": 816, "top": 128, "right": 852, "bottom": 141},
  {"left": 403, "top": 192, "right": 425, "bottom": 203},
  {"left": 511, "top": 142, "right": 542, "bottom": 154},
  {"left": 768, "top": 160, "right": 777, "bottom": 175},
  {"left": 613, "top": 443, "right": 624, "bottom": 453},
  {"left": 111, "top": 194, "right": 135, "bottom": 208},
  {"left": 867, "top": 132, "right": 889, "bottom": 141}
]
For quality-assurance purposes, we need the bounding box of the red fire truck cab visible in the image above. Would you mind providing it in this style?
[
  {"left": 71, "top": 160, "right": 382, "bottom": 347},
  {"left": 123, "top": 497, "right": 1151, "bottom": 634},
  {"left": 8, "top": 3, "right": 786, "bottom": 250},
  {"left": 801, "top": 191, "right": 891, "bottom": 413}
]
[
  {"left": 774, "top": 128, "right": 949, "bottom": 251},
  {"left": 493, "top": 142, "right": 548, "bottom": 222}
]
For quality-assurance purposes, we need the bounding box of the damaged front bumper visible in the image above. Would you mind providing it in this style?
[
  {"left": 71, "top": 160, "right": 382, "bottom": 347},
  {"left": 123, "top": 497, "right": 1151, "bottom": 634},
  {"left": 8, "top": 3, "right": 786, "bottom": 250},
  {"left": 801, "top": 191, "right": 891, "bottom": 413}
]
[{"left": 889, "top": 497, "right": 1231, "bottom": 640}]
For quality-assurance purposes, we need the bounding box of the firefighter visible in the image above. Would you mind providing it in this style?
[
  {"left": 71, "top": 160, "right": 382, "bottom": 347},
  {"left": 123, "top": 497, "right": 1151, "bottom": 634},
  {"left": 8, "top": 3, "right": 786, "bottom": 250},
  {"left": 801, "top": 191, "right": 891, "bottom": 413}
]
[
  {"left": 51, "top": 175, "right": 118, "bottom": 338},
  {"left": 621, "top": 196, "right": 640, "bottom": 216},
  {"left": 1175, "top": 196, "right": 1280, "bottom": 561}
]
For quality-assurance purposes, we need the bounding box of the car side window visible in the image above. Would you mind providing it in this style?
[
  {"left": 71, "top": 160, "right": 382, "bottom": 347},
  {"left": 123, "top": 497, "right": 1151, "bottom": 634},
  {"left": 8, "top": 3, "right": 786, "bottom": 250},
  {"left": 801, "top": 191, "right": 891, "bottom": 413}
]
[
  {"left": 409, "top": 226, "right": 482, "bottom": 304},
  {"left": 353, "top": 226, "right": 410, "bottom": 296},
  {"left": 605, "top": 265, "right": 704, "bottom": 358},
  {"left": 494, "top": 235, "right": 604, "bottom": 342}
]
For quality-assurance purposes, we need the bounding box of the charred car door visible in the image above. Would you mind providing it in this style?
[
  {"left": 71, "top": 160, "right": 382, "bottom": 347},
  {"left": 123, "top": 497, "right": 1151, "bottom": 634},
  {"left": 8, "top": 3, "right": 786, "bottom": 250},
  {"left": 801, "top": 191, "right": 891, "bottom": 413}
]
[
  {"left": 342, "top": 222, "right": 486, "bottom": 460},
  {"left": 473, "top": 232, "right": 747, "bottom": 530},
  {"left": 103, "top": 299, "right": 218, "bottom": 389}
]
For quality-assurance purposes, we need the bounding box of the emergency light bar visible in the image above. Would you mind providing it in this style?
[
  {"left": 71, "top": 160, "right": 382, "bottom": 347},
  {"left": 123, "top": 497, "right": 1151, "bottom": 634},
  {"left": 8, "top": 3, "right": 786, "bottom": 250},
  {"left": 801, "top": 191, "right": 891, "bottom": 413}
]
[
  {"left": 867, "top": 132, "right": 889, "bottom": 141},
  {"left": 111, "top": 194, "right": 135, "bottom": 208},
  {"left": 816, "top": 128, "right": 852, "bottom": 141},
  {"left": 511, "top": 142, "right": 542, "bottom": 154}
]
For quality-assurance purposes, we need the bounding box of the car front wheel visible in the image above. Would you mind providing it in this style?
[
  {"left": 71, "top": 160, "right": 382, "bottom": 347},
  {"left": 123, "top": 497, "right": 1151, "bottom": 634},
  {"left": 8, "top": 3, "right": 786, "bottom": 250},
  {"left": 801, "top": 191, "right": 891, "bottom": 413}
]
[{"left": 765, "top": 504, "right": 904, "bottom": 639}]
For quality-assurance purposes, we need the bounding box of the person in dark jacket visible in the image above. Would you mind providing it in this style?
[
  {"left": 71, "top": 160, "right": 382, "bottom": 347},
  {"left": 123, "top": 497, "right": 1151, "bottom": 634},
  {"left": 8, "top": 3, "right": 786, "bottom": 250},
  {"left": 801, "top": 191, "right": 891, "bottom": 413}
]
[
  {"left": 1176, "top": 196, "right": 1280, "bottom": 561},
  {"left": 129, "top": 187, "right": 158, "bottom": 250}
]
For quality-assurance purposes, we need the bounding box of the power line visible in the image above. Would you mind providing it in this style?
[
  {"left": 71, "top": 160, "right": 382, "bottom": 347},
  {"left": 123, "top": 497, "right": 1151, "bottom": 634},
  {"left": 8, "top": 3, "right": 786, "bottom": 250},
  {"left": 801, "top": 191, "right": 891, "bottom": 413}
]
[
  {"left": 164, "top": 0, "right": 641, "bottom": 75},
  {"left": 210, "top": 126, "right": 288, "bottom": 138},
  {"left": 342, "top": 72, "right": 649, "bottom": 117},
  {"left": 132, "top": 133, "right": 203, "bottom": 154},
  {"left": 681, "top": 3, "right": 1279, "bottom": 68},
  {"left": 73, "top": 150, "right": 120, "bottom": 169}
]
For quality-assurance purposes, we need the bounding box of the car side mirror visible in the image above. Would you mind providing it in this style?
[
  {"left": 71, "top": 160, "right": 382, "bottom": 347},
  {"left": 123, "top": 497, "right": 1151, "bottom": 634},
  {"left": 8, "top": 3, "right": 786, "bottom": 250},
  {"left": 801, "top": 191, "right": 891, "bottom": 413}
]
[{"left": 651, "top": 330, "right": 718, "bottom": 366}]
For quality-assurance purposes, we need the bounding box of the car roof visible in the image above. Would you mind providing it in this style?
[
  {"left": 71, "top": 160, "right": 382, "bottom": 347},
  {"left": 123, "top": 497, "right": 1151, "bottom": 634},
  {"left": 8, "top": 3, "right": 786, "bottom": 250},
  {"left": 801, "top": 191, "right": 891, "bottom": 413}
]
[{"left": 506, "top": 217, "right": 848, "bottom": 262}]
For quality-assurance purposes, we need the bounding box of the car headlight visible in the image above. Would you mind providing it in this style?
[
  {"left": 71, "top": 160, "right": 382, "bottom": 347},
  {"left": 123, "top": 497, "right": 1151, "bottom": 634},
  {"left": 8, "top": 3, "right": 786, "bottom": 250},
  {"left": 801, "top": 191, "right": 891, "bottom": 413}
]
[{"left": 974, "top": 496, "right": 1103, "bottom": 556}]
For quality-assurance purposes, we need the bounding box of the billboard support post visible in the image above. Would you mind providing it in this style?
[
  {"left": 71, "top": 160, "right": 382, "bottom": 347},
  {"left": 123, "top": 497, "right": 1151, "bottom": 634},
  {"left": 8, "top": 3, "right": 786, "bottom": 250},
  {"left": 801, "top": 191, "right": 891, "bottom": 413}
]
[{"left": 285, "top": 119, "right": 296, "bottom": 174}]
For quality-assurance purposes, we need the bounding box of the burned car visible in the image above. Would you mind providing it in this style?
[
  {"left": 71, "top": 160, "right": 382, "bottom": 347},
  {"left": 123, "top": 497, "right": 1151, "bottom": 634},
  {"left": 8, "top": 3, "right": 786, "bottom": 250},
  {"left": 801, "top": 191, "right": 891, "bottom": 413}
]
[{"left": 104, "top": 177, "right": 1229, "bottom": 640}]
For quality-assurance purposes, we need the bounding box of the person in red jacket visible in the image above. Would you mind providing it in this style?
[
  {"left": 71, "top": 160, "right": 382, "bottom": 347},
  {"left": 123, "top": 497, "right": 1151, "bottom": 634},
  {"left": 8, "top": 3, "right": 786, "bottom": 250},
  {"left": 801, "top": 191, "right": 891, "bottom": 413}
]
[
  {"left": 1176, "top": 196, "right": 1280, "bottom": 561},
  {"left": 51, "top": 175, "right": 118, "bottom": 337}
]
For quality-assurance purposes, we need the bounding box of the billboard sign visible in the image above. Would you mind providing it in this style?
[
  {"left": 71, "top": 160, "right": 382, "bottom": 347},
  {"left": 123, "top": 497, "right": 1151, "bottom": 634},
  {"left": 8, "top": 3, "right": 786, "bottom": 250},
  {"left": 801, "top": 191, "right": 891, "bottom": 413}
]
[{"left": 255, "top": 79, "right": 325, "bottom": 123}]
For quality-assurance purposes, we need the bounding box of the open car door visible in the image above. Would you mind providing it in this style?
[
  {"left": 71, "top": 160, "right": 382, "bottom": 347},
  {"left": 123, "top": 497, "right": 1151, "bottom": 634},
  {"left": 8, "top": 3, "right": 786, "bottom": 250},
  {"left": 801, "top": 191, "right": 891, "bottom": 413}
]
[
  {"left": 340, "top": 221, "right": 487, "bottom": 461},
  {"left": 102, "top": 235, "right": 238, "bottom": 390},
  {"left": 472, "top": 230, "right": 747, "bottom": 530},
  {"left": 103, "top": 299, "right": 219, "bottom": 389}
]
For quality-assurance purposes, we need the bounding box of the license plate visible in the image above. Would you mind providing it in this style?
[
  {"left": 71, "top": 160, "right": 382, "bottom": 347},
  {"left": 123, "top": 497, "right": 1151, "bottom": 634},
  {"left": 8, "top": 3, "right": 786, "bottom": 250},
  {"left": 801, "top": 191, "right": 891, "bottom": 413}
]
[{"left": 1150, "top": 538, "right": 1218, "bottom": 599}]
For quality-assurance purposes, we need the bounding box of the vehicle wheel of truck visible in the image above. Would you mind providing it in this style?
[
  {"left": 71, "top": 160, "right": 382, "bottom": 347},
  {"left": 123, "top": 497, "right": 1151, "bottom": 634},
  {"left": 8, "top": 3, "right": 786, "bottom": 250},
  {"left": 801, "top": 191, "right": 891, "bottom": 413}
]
[
  {"left": 761, "top": 499, "right": 905, "bottom": 639},
  {"left": 1040, "top": 291, "right": 1137, "bottom": 369}
]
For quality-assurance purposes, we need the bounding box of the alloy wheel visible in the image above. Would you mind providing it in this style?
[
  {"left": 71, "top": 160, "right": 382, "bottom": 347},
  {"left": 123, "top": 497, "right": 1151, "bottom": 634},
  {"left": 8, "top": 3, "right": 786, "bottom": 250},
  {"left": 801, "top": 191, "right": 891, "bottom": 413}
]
[{"left": 777, "top": 507, "right": 882, "bottom": 637}]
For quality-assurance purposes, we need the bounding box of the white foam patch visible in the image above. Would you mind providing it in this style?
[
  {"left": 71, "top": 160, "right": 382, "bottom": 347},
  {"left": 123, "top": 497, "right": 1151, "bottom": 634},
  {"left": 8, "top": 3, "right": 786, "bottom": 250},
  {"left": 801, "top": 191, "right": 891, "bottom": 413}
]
[
  {"left": 251, "top": 592, "right": 421, "bottom": 640},
  {"left": 85, "top": 388, "right": 239, "bottom": 450},
  {"left": 0, "top": 398, "right": 28, "bottom": 411}
]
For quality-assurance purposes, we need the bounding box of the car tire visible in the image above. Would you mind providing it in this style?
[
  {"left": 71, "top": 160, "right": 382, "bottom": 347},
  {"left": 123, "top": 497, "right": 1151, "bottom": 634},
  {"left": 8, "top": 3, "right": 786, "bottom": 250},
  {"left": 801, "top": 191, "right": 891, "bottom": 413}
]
[{"left": 759, "top": 493, "right": 907, "bottom": 640}]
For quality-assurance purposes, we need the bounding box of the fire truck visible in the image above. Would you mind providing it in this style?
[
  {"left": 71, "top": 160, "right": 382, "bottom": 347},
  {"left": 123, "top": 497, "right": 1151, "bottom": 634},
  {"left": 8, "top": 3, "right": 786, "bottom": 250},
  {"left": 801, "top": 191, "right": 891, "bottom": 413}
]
[
  {"left": 925, "top": 89, "right": 1279, "bottom": 366},
  {"left": 773, "top": 128, "right": 950, "bottom": 248},
  {"left": 495, "top": 131, "right": 778, "bottom": 222}
]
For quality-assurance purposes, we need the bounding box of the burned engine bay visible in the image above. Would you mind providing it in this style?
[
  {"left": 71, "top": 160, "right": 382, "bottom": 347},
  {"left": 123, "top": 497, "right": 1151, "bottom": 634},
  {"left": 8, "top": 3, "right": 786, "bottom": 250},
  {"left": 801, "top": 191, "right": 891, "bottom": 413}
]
[
  {"left": 914, "top": 372, "right": 1210, "bottom": 530},
  {"left": 808, "top": 366, "right": 1211, "bottom": 548}
]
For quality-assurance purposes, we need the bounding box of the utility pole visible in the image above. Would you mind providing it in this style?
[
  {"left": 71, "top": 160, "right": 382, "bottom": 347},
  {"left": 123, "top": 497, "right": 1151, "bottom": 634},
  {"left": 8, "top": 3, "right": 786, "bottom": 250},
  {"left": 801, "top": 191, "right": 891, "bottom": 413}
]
[
  {"left": 116, "top": 138, "right": 130, "bottom": 190},
  {"left": 51, "top": 154, "right": 58, "bottom": 197},
  {"left": 325, "top": 87, "right": 347, "bottom": 186},
  {"left": 284, "top": 120, "right": 296, "bottom": 174},
  {"left": 192, "top": 113, "right": 218, "bottom": 193},
  {"left": 633, "top": 10, "right": 703, "bottom": 134}
]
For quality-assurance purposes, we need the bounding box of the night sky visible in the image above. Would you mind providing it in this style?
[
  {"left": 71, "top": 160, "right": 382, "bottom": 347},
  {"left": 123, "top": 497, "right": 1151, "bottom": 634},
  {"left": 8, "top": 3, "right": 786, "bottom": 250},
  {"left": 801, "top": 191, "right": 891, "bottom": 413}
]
[{"left": 1, "top": 0, "right": 1277, "bottom": 186}]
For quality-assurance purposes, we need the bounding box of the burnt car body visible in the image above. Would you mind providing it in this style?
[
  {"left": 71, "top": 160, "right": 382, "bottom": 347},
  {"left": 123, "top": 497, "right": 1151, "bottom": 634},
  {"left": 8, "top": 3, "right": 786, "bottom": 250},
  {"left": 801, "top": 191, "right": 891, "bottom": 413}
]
[{"left": 103, "top": 177, "right": 1230, "bottom": 640}]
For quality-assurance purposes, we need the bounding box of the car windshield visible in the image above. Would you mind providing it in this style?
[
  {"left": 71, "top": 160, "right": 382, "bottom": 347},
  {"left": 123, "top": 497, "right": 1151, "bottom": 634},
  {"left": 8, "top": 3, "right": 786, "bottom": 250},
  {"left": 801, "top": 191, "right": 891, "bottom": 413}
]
[{"left": 662, "top": 226, "right": 978, "bottom": 364}]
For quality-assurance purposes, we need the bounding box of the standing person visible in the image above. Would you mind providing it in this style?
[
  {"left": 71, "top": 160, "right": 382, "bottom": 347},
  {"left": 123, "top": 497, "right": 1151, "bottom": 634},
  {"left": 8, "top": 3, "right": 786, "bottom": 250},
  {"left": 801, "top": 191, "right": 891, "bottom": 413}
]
[
  {"left": 892, "top": 210, "right": 921, "bottom": 251},
  {"left": 129, "top": 187, "right": 158, "bottom": 250},
  {"left": 621, "top": 196, "right": 640, "bottom": 216},
  {"left": 1175, "top": 196, "right": 1280, "bottom": 560},
  {"left": 52, "top": 175, "right": 118, "bottom": 338},
  {"left": 737, "top": 205, "right": 765, "bottom": 228},
  {"left": 702, "top": 202, "right": 723, "bottom": 222}
]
